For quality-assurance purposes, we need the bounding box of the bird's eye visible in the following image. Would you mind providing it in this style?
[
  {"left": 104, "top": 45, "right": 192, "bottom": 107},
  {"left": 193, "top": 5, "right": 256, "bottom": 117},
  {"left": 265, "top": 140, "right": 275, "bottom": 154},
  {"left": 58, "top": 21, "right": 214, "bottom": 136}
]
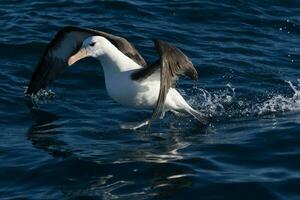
[{"left": 90, "top": 42, "right": 96, "bottom": 47}]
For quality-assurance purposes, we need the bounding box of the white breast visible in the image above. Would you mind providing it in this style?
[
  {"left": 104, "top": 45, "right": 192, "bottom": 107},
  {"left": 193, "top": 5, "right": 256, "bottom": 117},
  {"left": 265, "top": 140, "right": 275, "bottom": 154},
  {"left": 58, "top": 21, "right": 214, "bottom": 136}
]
[
  {"left": 105, "top": 70, "right": 160, "bottom": 108},
  {"left": 94, "top": 38, "right": 161, "bottom": 108}
]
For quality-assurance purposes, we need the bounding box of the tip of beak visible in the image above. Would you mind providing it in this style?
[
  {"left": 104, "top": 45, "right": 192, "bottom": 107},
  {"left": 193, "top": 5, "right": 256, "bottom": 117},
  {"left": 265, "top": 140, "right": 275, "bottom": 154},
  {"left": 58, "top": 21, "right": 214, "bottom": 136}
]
[
  {"left": 67, "top": 48, "right": 87, "bottom": 66},
  {"left": 67, "top": 58, "right": 74, "bottom": 66}
]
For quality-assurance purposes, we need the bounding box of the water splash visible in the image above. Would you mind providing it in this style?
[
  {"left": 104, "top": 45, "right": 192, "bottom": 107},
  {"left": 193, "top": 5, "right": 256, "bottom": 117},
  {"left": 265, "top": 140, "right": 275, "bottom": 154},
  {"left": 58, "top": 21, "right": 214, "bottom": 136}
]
[
  {"left": 257, "top": 80, "right": 300, "bottom": 115},
  {"left": 24, "top": 86, "right": 56, "bottom": 104},
  {"left": 187, "top": 83, "right": 236, "bottom": 118},
  {"left": 188, "top": 80, "right": 300, "bottom": 120}
]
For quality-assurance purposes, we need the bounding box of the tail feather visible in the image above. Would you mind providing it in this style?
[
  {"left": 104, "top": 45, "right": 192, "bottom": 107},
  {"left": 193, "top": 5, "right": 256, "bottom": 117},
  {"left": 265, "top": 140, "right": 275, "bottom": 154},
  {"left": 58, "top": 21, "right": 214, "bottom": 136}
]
[{"left": 188, "top": 108, "right": 209, "bottom": 125}]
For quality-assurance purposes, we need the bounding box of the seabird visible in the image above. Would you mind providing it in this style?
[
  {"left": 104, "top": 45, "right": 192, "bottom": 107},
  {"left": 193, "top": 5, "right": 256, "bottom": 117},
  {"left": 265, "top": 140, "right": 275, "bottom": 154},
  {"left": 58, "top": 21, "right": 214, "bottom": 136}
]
[{"left": 27, "top": 26, "right": 208, "bottom": 129}]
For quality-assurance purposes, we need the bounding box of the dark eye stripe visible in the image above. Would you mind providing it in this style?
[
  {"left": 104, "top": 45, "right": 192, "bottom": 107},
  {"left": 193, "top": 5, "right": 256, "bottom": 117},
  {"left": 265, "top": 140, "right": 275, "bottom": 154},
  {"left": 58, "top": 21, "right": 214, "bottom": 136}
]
[{"left": 90, "top": 42, "right": 96, "bottom": 47}]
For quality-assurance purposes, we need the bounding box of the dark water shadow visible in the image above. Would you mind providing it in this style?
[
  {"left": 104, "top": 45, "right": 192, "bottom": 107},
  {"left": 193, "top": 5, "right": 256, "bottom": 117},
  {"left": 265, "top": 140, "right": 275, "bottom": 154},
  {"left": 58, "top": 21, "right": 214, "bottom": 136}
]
[{"left": 26, "top": 100, "right": 72, "bottom": 158}]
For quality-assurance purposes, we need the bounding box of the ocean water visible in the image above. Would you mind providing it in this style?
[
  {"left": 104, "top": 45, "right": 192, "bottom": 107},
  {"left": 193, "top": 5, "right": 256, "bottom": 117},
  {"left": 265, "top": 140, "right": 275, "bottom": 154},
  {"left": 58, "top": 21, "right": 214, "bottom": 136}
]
[{"left": 1, "top": 0, "right": 300, "bottom": 199}]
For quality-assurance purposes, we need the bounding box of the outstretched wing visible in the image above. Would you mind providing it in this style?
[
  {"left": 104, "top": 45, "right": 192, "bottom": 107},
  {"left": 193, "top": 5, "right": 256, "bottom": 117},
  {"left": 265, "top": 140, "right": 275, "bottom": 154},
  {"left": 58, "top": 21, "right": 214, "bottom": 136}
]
[
  {"left": 131, "top": 39, "right": 198, "bottom": 125},
  {"left": 27, "top": 26, "right": 146, "bottom": 95}
]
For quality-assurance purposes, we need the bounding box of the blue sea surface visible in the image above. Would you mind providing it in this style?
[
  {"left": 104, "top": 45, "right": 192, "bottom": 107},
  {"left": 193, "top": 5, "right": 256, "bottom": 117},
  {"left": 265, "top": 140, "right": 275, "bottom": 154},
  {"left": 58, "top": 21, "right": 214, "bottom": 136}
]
[{"left": 1, "top": 0, "right": 300, "bottom": 199}]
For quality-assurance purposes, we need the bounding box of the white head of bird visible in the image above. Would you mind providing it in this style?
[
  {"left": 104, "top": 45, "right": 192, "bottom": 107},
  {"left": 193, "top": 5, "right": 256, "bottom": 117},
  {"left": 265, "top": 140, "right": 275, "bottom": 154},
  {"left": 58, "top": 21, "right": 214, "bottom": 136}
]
[
  {"left": 68, "top": 36, "right": 111, "bottom": 66},
  {"left": 68, "top": 36, "right": 141, "bottom": 74}
]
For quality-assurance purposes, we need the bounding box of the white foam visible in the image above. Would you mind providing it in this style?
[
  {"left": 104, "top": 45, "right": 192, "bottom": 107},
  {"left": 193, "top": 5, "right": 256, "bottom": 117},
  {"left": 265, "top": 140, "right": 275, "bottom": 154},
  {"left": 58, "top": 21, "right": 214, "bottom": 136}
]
[
  {"left": 24, "top": 86, "right": 56, "bottom": 104},
  {"left": 187, "top": 80, "right": 300, "bottom": 119},
  {"left": 257, "top": 80, "right": 300, "bottom": 115},
  {"left": 187, "top": 83, "right": 236, "bottom": 118}
]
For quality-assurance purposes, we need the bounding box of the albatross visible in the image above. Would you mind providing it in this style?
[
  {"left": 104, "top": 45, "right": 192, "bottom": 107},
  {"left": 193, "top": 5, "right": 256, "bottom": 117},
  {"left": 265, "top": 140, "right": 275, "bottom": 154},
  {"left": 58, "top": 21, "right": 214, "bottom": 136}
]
[{"left": 27, "top": 26, "right": 208, "bottom": 129}]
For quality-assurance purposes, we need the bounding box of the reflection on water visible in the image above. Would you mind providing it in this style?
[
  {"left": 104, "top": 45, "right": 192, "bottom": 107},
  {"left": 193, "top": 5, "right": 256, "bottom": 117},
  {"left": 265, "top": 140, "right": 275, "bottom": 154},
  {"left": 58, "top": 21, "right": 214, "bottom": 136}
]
[
  {"left": 25, "top": 100, "right": 207, "bottom": 199},
  {"left": 26, "top": 101, "right": 72, "bottom": 158}
]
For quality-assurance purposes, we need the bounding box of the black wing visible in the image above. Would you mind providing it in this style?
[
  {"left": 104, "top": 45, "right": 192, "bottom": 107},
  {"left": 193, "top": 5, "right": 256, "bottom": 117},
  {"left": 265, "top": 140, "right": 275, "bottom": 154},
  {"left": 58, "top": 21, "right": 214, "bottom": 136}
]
[
  {"left": 131, "top": 39, "right": 198, "bottom": 125},
  {"left": 27, "top": 26, "right": 146, "bottom": 95}
]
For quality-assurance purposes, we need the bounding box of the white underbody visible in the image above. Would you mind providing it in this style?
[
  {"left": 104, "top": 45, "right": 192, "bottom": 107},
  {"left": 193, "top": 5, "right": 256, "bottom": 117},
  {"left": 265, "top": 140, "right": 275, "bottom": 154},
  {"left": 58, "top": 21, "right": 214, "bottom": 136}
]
[{"left": 105, "top": 69, "right": 191, "bottom": 113}]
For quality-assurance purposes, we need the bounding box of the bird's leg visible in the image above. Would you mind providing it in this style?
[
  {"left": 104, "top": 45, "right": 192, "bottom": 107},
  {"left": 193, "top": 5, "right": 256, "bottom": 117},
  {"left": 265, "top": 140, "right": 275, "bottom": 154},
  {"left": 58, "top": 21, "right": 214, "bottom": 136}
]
[
  {"left": 170, "top": 109, "right": 186, "bottom": 117},
  {"left": 159, "top": 111, "right": 166, "bottom": 119},
  {"left": 170, "top": 110, "right": 180, "bottom": 116},
  {"left": 120, "top": 119, "right": 150, "bottom": 130}
]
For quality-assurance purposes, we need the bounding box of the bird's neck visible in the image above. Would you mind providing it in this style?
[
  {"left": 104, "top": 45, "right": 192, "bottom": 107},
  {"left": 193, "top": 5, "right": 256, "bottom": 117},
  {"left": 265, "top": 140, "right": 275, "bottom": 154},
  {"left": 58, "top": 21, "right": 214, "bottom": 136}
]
[{"left": 97, "top": 43, "right": 142, "bottom": 76}]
